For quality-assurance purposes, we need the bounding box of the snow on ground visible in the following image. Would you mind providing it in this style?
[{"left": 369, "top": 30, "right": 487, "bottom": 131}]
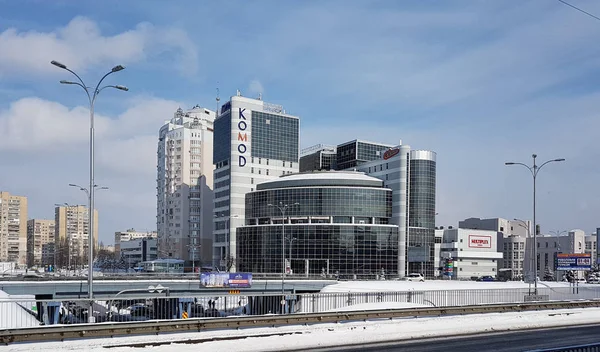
[
  {"left": 320, "top": 280, "right": 580, "bottom": 293},
  {"left": 324, "top": 301, "right": 428, "bottom": 312},
  {"left": 6, "top": 306, "right": 600, "bottom": 352}
]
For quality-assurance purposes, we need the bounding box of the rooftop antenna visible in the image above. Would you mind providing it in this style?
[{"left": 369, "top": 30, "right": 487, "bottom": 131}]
[
  {"left": 236, "top": 89, "right": 241, "bottom": 96},
  {"left": 216, "top": 84, "right": 220, "bottom": 117},
  {"left": 258, "top": 92, "right": 262, "bottom": 101}
]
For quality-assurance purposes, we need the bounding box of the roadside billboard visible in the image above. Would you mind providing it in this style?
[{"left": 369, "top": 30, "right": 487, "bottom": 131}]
[
  {"left": 200, "top": 272, "right": 253, "bottom": 288},
  {"left": 556, "top": 253, "right": 592, "bottom": 271}
]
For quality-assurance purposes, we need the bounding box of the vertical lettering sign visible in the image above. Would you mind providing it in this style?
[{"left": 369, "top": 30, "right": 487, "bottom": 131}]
[{"left": 237, "top": 108, "right": 247, "bottom": 167}]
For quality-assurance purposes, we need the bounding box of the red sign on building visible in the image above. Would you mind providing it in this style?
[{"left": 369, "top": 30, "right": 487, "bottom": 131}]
[{"left": 468, "top": 235, "right": 492, "bottom": 248}]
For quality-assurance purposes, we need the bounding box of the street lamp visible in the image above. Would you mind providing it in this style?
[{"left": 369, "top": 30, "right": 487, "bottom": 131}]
[
  {"left": 69, "top": 184, "right": 108, "bottom": 273},
  {"left": 52, "top": 60, "right": 127, "bottom": 323},
  {"left": 215, "top": 213, "right": 239, "bottom": 272},
  {"left": 506, "top": 154, "right": 565, "bottom": 295},
  {"left": 267, "top": 201, "right": 300, "bottom": 304}
]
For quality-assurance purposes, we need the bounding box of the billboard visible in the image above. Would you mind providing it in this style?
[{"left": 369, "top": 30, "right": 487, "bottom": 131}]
[
  {"left": 468, "top": 235, "right": 492, "bottom": 248},
  {"left": 556, "top": 253, "right": 592, "bottom": 271},
  {"left": 200, "top": 272, "right": 253, "bottom": 288}
]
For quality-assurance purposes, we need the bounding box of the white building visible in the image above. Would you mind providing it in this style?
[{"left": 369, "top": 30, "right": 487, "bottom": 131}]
[
  {"left": 157, "top": 105, "right": 215, "bottom": 267},
  {"left": 212, "top": 93, "right": 300, "bottom": 271},
  {"left": 114, "top": 229, "right": 157, "bottom": 259},
  {"left": 534, "top": 229, "right": 594, "bottom": 280},
  {"left": 0, "top": 192, "right": 27, "bottom": 264},
  {"left": 437, "top": 228, "right": 503, "bottom": 279},
  {"left": 120, "top": 237, "right": 158, "bottom": 268}
]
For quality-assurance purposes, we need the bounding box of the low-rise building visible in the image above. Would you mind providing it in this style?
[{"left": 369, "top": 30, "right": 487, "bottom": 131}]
[
  {"left": 114, "top": 229, "right": 157, "bottom": 259},
  {"left": 120, "top": 237, "right": 158, "bottom": 268},
  {"left": 437, "top": 228, "right": 503, "bottom": 279}
]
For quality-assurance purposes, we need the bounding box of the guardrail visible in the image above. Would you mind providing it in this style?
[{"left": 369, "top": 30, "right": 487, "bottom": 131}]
[
  {"left": 2, "top": 300, "right": 600, "bottom": 345},
  {"left": 526, "top": 342, "right": 600, "bottom": 352},
  {"left": 3, "top": 286, "right": 600, "bottom": 329}
]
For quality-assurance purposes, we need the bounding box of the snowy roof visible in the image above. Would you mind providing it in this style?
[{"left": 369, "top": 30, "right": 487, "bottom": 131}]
[{"left": 256, "top": 171, "right": 384, "bottom": 190}]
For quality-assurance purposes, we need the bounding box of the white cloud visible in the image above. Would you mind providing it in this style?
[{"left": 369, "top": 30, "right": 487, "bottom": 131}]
[
  {"left": 0, "top": 16, "right": 198, "bottom": 76},
  {"left": 248, "top": 80, "right": 264, "bottom": 97}
]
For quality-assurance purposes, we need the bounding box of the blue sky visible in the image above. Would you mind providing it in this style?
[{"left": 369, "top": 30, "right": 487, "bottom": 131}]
[{"left": 1, "top": 0, "right": 599, "bottom": 244}]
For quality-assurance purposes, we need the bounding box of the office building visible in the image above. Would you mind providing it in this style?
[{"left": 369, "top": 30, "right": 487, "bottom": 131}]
[
  {"left": 301, "top": 140, "right": 438, "bottom": 278},
  {"left": 0, "top": 192, "right": 27, "bottom": 264},
  {"left": 299, "top": 144, "right": 337, "bottom": 172},
  {"left": 336, "top": 139, "right": 394, "bottom": 170},
  {"left": 459, "top": 217, "right": 531, "bottom": 280},
  {"left": 237, "top": 171, "right": 399, "bottom": 277},
  {"left": 120, "top": 237, "right": 158, "bottom": 268},
  {"left": 212, "top": 93, "right": 299, "bottom": 271},
  {"left": 114, "top": 229, "right": 158, "bottom": 259},
  {"left": 26, "top": 219, "right": 55, "bottom": 267},
  {"left": 157, "top": 105, "right": 215, "bottom": 267},
  {"left": 437, "top": 228, "right": 503, "bottom": 279},
  {"left": 54, "top": 205, "right": 98, "bottom": 268}
]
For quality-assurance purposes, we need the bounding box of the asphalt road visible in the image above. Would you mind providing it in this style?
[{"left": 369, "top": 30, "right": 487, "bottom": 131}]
[{"left": 303, "top": 324, "right": 600, "bottom": 352}]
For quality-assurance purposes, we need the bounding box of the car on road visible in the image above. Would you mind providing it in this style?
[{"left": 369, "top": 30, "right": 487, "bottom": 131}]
[
  {"left": 476, "top": 276, "right": 496, "bottom": 282},
  {"left": 403, "top": 273, "right": 425, "bottom": 282}
]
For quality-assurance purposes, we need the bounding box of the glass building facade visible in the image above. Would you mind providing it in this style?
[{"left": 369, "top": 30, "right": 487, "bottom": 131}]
[
  {"left": 336, "top": 140, "right": 393, "bottom": 170},
  {"left": 251, "top": 111, "right": 299, "bottom": 162},
  {"left": 237, "top": 172, "right": 399, "bottom": 278},
  {"left": 408, "top": 150, "right": 437, "bottom": 277}
]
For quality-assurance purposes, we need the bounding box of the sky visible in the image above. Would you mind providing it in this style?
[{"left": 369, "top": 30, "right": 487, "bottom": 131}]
[{"left": 0, "top": 0, "right": 599, "bottom": 244}]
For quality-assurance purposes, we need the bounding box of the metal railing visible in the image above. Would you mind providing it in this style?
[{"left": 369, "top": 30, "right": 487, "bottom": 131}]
[
  {"left": 4, "top": 300, "right": 600, "bottom": 345},
  {"left": 2, "top": 286, "right": 600, "bottom": 329},
  {"left": 527, "top": 343, "right": 600, "bottom": 352}
]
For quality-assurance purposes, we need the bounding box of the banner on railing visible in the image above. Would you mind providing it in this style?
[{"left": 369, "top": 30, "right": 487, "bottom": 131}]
[{"left": 200, "top": 272, "right": 253, "bottom": 288}]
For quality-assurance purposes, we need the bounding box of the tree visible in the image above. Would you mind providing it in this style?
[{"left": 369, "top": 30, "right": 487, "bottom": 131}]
[{"left": 543, "top": 267, "right": 554, "bottom": 281}]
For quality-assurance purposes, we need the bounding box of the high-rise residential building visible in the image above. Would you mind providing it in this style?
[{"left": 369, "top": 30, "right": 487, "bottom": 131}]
[
  {"left": 213, "top": 93, "right": 300, "bottom": 271},
  {"left": 299, "top": 144, "right": 337, "bottom": 172},
  {"left": 26, "top": 219, "right": 55, "bottom": 267},
  {"left": 0, "top": 192, "right": 27, "bottom": 264},
  {"left": 157, "top": 105, "right": 215, "bottom": 267},
  {"left": 54, "top": 205, "right": 98, "bottom": 269},
  {"left": 301, "top": 141, "right": 437, "bottom": 278},
  {"left": 114, "top": 229, "right": 158, "bottom": 259}
]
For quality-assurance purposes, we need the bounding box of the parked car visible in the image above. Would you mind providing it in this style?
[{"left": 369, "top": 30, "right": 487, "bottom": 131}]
[
  {"left": 476, "top": 276, "right": 496, "bottom": 282},
  {"left": 403, "top": 273, "right": 425, "bottom": 282},
  {"left": 588, "top": 277, "right": 600, "bottom": 284}
]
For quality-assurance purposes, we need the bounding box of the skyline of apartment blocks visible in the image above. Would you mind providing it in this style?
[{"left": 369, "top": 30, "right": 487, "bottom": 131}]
[
  {"left": 212, "top": 94, "right": 300, "bottom": 271},
  {"left": 26, "top": 219, "right": 55, "bottom": 267},
  {"left": 0, "top": 192, "right": 27, "bottom": 264},
  {"left": 156, "top": 106, "right": 216, "bottom": 267},
  {"left": 114, "top": 229, "right": 158, "bottom": 259},
  {"left": 54, "top": 205, "right": 98, "bottom": 266}
]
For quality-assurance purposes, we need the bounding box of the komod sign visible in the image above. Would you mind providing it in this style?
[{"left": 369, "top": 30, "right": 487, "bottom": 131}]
[{"left": 237, "top": 108, "right": 248, "bottom": 167}]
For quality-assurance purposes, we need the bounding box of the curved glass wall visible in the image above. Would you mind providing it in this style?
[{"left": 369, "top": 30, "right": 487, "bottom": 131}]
[
  {"left": 238, "top": 224, "right": 398, "bottom": 277},
  {"left": 246, "top": 187, "right": 392, "bottom": 220}
]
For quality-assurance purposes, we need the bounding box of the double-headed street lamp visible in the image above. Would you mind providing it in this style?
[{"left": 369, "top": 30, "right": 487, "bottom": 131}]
[
  {"left": 52, "top": 60, "right": 127, "bottom": 323},
  {"left": 267, "top": 202, "right": 300, "bottom": 300},
  {"left": 506, "top": 154, "right": 565, "bottom": 295}
]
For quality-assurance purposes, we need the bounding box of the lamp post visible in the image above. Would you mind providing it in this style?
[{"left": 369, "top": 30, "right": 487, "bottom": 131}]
[
  {"left": 52, "top": 60, "right": 127, "bottom": 323},
  {"left": 267, "top": 202, "right": 300, "bottom": 302},
  {"left": 506, "top": 154, "right": 565, "bottom": 295},
  {"left": 69, "top": 183, "right": 108, "bottom": 272},
  {"left": 215, "top": 213, "right": 239, "bottom": 272}
]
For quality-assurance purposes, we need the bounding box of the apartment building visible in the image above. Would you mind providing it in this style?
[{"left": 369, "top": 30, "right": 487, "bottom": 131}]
[
  {"left": 26, "top": 219, "right": 55, "bottom": 267},
  {"left": 0, "top": 192, "right": 28, "bottom": 264},
  {"left": 157, "top": 105, "right": 215, "bottom": 267},
  {"left": 54, "top": 205, "right": 98, "bottom": 268}
]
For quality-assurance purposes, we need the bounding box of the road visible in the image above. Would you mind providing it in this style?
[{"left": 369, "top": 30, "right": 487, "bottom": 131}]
[{"left": 304, "top": 324, "right": 600, "bottom": 352}]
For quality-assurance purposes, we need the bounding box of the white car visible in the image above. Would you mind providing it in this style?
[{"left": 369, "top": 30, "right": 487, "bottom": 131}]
[{"left": 403, "top": 273, "right": 425, "bottom": 282}]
